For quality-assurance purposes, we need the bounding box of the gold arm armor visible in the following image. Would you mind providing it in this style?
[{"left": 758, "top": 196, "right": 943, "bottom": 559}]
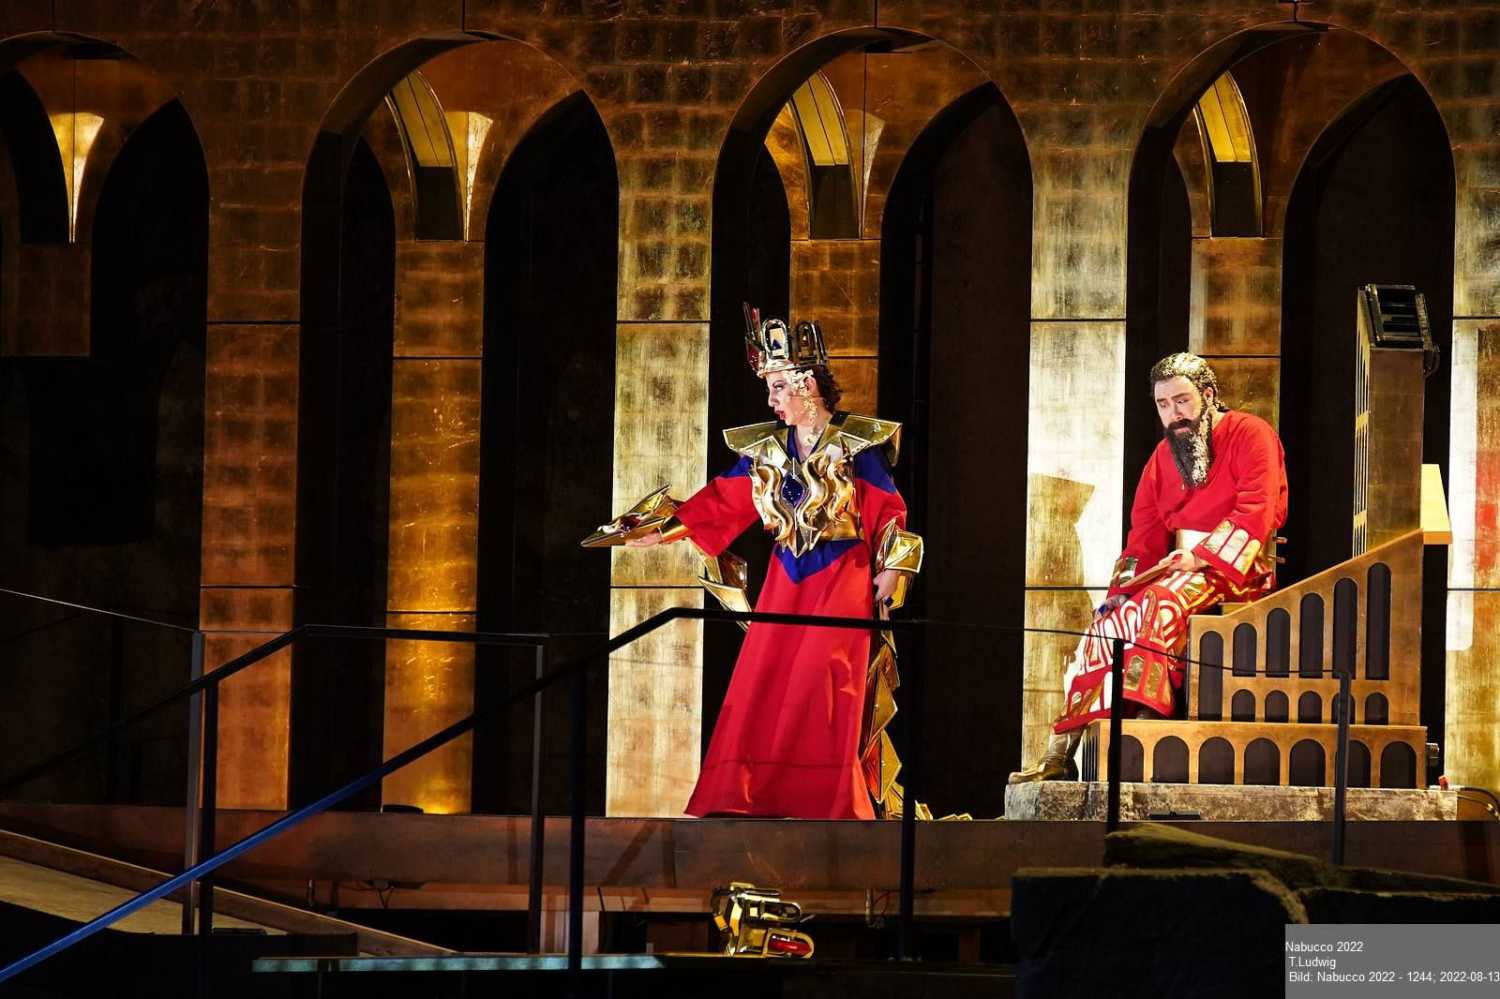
[
  {"left": 580, "top": 485, "right": 680, "bottom": 548},
  {"left": 875, "top": 520, "right": 924, "bottom": 612}
]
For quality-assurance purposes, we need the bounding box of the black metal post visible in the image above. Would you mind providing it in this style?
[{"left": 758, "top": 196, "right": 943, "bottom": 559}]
[
  {"left": 197, "top": 682, "right": 219, "bottom": 939},
  {"left": 527, "top": 643, "right": 546, "bottom": 954},
  {"left": 180, "top": 632, "right": 204, "bottom": 935},
  {"left": 897, "top": 628, "right": 925, "bottom": 962},
  {"left": 1332, "top": 665, "right": 1351, "bottom": 865},
  {"left": 567, "top": 668, "right": 586, "bottom": 980},
  {"left": 1106, "top": 637, "right": 1125, "bottom": 833}
]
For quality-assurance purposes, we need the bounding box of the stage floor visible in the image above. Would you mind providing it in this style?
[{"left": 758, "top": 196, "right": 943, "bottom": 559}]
[{"left": 0, "top": 802, "right": 1495, "bottom": 919}]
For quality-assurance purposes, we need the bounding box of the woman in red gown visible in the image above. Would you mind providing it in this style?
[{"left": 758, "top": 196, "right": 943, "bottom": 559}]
[{"left": 630, "top": 314, "right": 922, "bottom": 819}]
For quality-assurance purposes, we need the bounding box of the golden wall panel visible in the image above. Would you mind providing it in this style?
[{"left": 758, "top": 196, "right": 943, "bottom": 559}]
[
  {"left": 1173, "top": 118, "right": 1211, "bottom": 238},
  {"left": 1451, "top": 149, "right": 1500, "bottom": 319},
  {"left": 200, "top": 586, "right": 294, "bottom": 633},
  {"left": 1030, "top": 148, "right": 1130, "bottom": 321},
  {"left": 1448, "top": 321, "right": 1500, "bottom": 590},
  {"left": 1189, "top": 237, "right": 1281, "bottom": 356},
  {"left": 201, "top": 325, "right": 299, "bottom": 586},
  {"left": 381, "top": 611, "right": 476, "bottom": 814},
  {"left": 386, "top": 359, "right": 482, "bottom": 612},
  {"left": 833, "top": 357, "right": 879, "bottom": 417},
  {"left": 1446, "top": 590, "right": 1500, "bottom": 791},
  {"left": 610, "top": 322, "right": 709, "bottom": 588},
  {"left": 205, "top": 633, "right": 292, "bottom": 810},
  {"left": 1205, "top": 355, "right": 1280, "bottom": 429},
  {"left": 606, "top": 586, "right": 704, "bottom": 817},
  {"left": 765, "top": 105, "right": 810, "bottom": 242},
  {"left": 1021, "top": 587, "right": 1106, "bottom": 768},
  {"left": 394, "top": 241, "right": 485, "bottom": 356},
  {"left": 1023, "top": 321, "right": 1126, "bottom": 589},
  {"left": 790, "top": 239, "right": 880, "bottom": 356}
]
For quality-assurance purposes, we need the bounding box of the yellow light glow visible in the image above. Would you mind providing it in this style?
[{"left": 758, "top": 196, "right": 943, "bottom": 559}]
[
  {"left": 48, "top": 112, "right": 102, "bottom": 242},
  {"left": 444, "top": 110, "right": 493, "bottom": 240},
  {"left": 387, "top": 73, "right": 452, "bottom": 168},
  {"left": 1195, "top": 74, "right": 1253, "bottom": 164},
  {"left": 789, "top": 73, "right": 850, "bottom": 167}
]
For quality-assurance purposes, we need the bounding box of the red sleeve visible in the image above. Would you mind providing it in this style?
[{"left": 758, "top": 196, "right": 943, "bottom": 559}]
[
  {"left": 673, "top": 464, "right": 760, "bottom": 557},
  {"left": 859, "top": 480, "right": 907, "bottom": 561},
  {"left": 1192, "top": 416, "right": 1287, "bottom": 587},
  {"left": 852, "top": 445, "right": 907, "bottom": 560},
  {"left": 1108, "top": 455, "right": 1172, "bottom": 598}
]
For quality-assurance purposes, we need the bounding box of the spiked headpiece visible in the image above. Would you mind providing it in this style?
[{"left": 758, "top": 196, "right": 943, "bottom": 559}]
[{"left": 743, "top": 303, "right": 828, "bottom": 378}]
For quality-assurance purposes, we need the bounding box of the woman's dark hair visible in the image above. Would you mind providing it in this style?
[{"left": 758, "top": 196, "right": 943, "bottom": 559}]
[{"left": 807, "top": 365, "right": 843, "bottom": 410}]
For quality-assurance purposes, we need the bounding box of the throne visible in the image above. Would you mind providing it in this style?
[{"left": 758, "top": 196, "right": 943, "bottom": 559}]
[{"left": 1076, "top": 286, "right": 1450, "bottom": 807}]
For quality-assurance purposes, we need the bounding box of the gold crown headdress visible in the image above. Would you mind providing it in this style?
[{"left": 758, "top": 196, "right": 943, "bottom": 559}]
[{"left": 744, "top": 303, "right": 828, "bottom": 378}]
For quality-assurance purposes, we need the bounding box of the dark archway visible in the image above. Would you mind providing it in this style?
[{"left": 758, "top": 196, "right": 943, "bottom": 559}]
[
  {"left": 1280, "top": 74, "right": 1454, "bottom": 581},
  {"left": 702, "top": 140, "right": 788, "bottom": 745},
  {"left": 0, "top": 68, "right": 67, "bottom": 241},
  {"left": 705, "top": 28, "right": 932, "bottom": 734},
  {"left": 1123, "top": 155, "right": 1193, "bottom": 491},
  {"left": 289, "top": 136, "right": 395, "bottom": 809},
  {"left": 1279, "top": 74, "right": 1453, "bottom": 780},
  {"left": 879, "top": 82, "right": 1032, "bottom": 818},
  {"left": 473, "top": 92, "right": 618, "bottom": 815},
  {"left": 0, "top": 96, "right": 207, "bottom": 804}
]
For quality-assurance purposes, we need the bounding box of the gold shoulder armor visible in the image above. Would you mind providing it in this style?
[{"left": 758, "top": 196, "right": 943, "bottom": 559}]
[
  {"left": 722, "top": 420, "right": 784, "bottom": 458},
  {"left": 834, "top": 414, "right": 902, "bottom": 466}
]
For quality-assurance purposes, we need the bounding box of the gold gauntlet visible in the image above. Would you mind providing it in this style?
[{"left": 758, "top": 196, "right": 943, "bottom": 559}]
[{"left": 875, "top": 521, "right": 924, "bottom": 611}]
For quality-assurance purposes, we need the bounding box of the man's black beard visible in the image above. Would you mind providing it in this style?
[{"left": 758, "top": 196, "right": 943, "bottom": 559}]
[{"left": 1165, "top": 406, "right": 1214, "bottom": 488}]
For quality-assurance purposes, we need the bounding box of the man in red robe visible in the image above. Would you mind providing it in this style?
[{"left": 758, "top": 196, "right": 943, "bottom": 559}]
[{"left": 1010, "top": 352, "right": 1288, "bottom": 782}]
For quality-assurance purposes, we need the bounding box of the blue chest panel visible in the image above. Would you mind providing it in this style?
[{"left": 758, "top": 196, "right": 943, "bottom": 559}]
[{"left": 775, "top": 539, "right": 859, "bottom": 584}]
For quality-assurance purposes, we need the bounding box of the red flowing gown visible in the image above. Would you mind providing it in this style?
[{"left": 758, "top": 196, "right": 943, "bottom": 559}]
[{"left": 673, "top": 429, "right": 908, "bottom": 819}]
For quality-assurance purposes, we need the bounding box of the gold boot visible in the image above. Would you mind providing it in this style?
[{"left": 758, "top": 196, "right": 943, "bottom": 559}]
[{"left": 1008, "top": 728, "right": 1082, "bottom": 784}]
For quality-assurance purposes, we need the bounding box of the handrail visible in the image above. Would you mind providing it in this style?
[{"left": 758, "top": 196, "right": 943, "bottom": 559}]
[
  {"left": 0, "top": 607, "right": 915, "bottom": 986},
  {"left": 0, "top": 623, "right": 589, "bottom": 797},
  {"left": 0, "top": 605, "right": 1356, "bottom": 988},
  {"left": 0, "top": 584, "right": 198, "bottom": 633}
]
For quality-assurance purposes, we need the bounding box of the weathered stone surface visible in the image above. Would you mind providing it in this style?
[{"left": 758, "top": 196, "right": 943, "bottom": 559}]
[
  {"left": 1005, "top": 780, "right": 1458, "bottom": 822},
  {"left": 1011, "top": 866, "right": 1302, "bottom": 998},
  {"left": 1301, "top": 888, "right": 1500, "bottom": 923},
  {"left": 1013, "top": 825, "right": 1500, "bottom": 997},
  {"left": 1106, "top": 822, "right": 1500, "bottom": 897}
]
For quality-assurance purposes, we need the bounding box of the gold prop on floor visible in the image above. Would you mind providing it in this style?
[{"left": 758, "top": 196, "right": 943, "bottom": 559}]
[{"left": 710, "top": 882, "right": 815, "bottom": 958}]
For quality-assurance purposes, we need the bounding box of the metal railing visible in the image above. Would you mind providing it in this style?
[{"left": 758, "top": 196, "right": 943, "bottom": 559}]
[{"left": 0, "top": 596, "right": 1362, "bottom": 990}]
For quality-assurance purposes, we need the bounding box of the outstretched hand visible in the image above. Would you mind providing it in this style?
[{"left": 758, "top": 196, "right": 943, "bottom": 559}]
[{"left": 626, "top": 531, "right": 663, "bottom": 548}]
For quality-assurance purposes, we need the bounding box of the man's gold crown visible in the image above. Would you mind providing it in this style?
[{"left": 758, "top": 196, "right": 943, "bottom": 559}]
[{"left": 743, "top": 303, "right": 828, "bottom": 378}]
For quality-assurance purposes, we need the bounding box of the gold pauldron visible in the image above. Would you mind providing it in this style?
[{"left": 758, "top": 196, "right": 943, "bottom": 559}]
[
  {"left": 876, "top": 522, "right": 923, "bottom": 611},
  {"left": 1109, "top": 555, "right": 1139, "bottom": 590}
]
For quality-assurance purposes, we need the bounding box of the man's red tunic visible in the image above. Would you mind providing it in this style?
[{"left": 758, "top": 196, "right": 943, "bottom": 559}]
[{"left": 1055, "top": 409, "right": 1289, "bottom": 732}]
